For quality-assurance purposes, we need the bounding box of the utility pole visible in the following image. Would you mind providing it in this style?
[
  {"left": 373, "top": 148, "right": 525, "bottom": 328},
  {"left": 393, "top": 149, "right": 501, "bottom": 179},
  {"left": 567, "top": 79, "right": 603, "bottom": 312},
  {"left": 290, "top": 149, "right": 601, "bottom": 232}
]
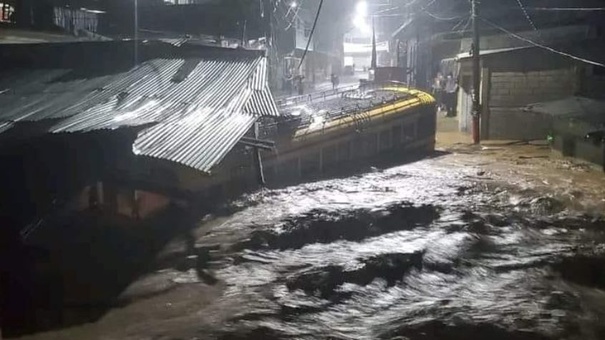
[
  {"left": 471, "top": 0, "right": 481, "bottom": 144},
  {"left": 371, "top": 16, "right": 377, "bottom": 70}
]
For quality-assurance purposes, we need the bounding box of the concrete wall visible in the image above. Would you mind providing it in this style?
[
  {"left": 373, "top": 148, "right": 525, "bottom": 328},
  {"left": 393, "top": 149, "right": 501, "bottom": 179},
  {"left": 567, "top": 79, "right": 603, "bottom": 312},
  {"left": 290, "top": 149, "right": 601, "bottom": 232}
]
[
  {"left": 484, "top": 68, "right": 575, "bottom": 140},
  {"left": 580, "top": 74, "right": 605, "bottom": 100},
  {"left": 552, "top": 117, "right": 605, "bottom": 167},
  {"left": 487, "top": 108, "right": 552, "bottom": 140},
  {"left": 489, "top": 68, "right": 576, "bottom": 107}
]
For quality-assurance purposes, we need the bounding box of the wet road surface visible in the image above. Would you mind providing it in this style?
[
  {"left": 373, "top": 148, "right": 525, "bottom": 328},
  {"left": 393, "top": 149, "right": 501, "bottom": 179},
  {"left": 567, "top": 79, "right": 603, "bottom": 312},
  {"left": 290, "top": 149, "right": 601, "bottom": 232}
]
[{"left": 13, "top": 144, "right": 605, "bottom": 340}]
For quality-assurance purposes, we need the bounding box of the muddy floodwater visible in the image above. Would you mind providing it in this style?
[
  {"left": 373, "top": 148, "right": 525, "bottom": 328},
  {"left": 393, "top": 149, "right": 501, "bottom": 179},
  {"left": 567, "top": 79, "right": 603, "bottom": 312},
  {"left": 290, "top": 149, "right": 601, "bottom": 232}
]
[{"left": 14, "top": 143, "right": 605, "bottom": 340}]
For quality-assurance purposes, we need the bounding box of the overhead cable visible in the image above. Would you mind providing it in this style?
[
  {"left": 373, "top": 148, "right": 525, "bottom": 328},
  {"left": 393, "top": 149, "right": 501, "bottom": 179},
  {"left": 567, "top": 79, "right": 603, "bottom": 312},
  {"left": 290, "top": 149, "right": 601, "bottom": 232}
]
[
  {"left": 421, "top": 0, "right": 465, "bottom": 21},
  {"left": 513, "top": 0, "right": 539, "bottom": 32},
  {"left": 451, "top": 16, "right": 468, "bottom": 31},
  {"left": 480, "top": 17, "right": 605, "bottom": 68},
  {"left": 524, "top": 7, "right": 605, "bottom": 11},
  {"left": 298, "top": 0, "right": 324, "bottom": 69},
  {"left": 456, "top": 16, "right": 472, "bottom": 35},
  {"left": 285, "top": 0, "right": 306, "bottom": 30},
  {"left": 424, "top": 10, "right": 466, "bottom": 21}
]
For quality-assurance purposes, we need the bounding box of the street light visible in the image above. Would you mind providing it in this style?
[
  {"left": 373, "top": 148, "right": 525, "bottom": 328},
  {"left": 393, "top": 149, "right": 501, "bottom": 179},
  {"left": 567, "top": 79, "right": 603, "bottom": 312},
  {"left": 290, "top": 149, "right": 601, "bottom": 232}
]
[
  {"left": 290, "top": 1, "right": 297, "bottom": 8},
  {"left": 353, "top": 0, "right": 370, "bottom": 36},
  {"left": 356, "top": 1, "right": 367, "bottom": 16},
  {"left": 352, "top": 16, "right": 370, "bottom": 35}
]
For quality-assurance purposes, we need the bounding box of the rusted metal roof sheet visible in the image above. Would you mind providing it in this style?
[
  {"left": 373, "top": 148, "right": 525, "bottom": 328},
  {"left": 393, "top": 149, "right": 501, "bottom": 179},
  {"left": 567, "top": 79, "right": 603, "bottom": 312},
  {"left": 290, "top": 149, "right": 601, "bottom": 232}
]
[{"left": 0, "top": 47, "right": 278, "bottom": 173}]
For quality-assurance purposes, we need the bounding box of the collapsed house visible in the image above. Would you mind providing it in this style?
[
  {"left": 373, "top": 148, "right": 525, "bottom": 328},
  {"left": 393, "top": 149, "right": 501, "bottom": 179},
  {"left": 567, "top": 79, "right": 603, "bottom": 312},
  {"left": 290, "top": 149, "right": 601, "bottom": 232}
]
[{"left": 0, "top": 40, "right": 279, "bottom": 226}]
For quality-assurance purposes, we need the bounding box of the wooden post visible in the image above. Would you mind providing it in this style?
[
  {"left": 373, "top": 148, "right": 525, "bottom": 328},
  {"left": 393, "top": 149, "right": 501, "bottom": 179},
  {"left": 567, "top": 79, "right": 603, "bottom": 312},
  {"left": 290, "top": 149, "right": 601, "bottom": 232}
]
[{"left": 253, "top": 122, "right": 265, "bottom": 186}]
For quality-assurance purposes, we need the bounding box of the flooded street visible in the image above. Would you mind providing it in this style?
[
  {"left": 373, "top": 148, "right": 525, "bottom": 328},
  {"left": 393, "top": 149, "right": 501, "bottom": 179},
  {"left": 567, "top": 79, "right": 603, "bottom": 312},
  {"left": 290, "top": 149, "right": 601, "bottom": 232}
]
[
  {"left": 16, "top": 128, "right": 605, "bottom": 340},
  {"left": 201, "top": 152, "right": 605, "bottom": 340},
  {"left": 4, "top": 0, "right": 605, "bottom": 338}
]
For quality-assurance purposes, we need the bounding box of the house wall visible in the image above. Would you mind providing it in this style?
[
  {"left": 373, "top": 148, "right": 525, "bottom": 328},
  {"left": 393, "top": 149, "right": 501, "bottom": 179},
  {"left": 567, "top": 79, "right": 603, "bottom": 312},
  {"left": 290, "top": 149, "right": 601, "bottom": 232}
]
[
  {"left": 486, "top": 108, "right": 553, "bottom": 140},
  {"left": 486, "top": 68, "right": 575, "bottom": 140},
  {"left": 579, "top": 65, "right": 605, "bottom": 100},
  {"left": 552, "top": 117, "right": 605, "bottom": 168},
  {"left": 581, "top": 76, "right": 605, "bottom": 100},
  {"left": 458, "top": 47, "right": 582, "bottom": 140},
  {"left": 489, "top": 68, "right": 576, "bottom": 107}
]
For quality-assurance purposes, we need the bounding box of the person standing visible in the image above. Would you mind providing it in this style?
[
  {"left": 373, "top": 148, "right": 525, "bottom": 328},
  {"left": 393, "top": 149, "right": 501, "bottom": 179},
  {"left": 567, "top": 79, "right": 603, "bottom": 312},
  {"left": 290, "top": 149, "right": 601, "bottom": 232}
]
[
  {"left": 296, "top": 75, "right": 304, "bottom": 95},
  {"left": 444, "top": 73, "right": 458, "bottom": 117},
  {"left": 432, "top": 72, "right": 445, "bottom": 113}
]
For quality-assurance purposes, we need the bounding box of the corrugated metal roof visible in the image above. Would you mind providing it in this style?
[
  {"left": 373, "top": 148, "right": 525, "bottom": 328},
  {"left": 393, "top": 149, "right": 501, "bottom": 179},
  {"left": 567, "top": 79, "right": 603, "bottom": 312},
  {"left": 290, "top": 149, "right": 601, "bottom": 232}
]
[
  {"left": 133, "top": 109, "right": 256, "bottom": 173},
  {"left": 0, "top": 47, "right": 278, "bottom": 174},
  {"left": 245, "top": 86, "right": 279, "bottom": 116},
  {"left": 127, "top": 55, "right": 278, "bottom": 172}
]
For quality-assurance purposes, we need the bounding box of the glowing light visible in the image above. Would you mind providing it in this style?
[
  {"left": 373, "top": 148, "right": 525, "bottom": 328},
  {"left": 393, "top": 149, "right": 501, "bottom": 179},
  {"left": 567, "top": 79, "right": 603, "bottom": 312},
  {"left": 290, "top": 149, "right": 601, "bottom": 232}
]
[
  {"left": 290, "top": 1, "right": 297, "bottom": 8},
  {"left": 353, "top": 1, "right": 370, "bottom": 35},
  {"left": 356, "top": 1, "right": 368, "bottom": 16},
  {"left": 353, "top": 16, "right": 371, "bottom": 35}
]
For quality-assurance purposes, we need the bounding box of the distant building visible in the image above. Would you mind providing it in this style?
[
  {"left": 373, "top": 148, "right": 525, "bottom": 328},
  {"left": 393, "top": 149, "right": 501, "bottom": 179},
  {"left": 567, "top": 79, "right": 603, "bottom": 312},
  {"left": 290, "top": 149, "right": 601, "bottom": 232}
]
[
  {"left": 272, "top": 0, "right": 346, "bottom": 92},
  {"left": 390, "top": 0, "right": 605, "bottom": 89}
]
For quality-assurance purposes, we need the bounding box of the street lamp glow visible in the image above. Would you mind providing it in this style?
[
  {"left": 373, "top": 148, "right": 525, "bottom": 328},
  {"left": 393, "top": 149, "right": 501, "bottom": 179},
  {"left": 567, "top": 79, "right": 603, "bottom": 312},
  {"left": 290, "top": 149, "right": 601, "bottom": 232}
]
[
  {"left": 290, "top": 1, "right": 297, "bottom": 8},
  {"left": 353, "top": 15, "right": 370, "bottom": 35},
  {"left": 356, "top": 1, "right": 368, "bottom": 16}
]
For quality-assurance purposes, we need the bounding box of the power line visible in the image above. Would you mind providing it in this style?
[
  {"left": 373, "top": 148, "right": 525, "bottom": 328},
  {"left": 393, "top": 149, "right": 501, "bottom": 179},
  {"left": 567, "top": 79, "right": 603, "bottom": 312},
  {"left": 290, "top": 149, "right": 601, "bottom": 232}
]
[
  {"left": 374, "top": 6, "right": 400, "bottom": 15},
  {"left": 455, "top": 16, "right": 472, "bottom": 35},
  {"left": 524, "top": 7, "right": 605, "bottom": 11},
  {"left": 376, "top": 0, "right": 435, "bottom": 17},
  {"left": 297, "top": 0, "right": 323, "bottom": 69},
  {"left": 421, "top": 0, "right": 466, "bottom": 21},
  {"left": 420, "top": 0, "right": 438, "bottom": 10},
  {"left": 451, "top": 16, "right": 468, "bottom": 31},
  {"left": 285, "top": 0, "right": 306, "bottom": 30},
  {"left": 513, "top": 0, "right": 539, "bottom": 32},
  {"left": 400, "top": 0, "right": 427, "bottom": 9},
  {"left": 424, "top": 10, "right": 466, "bottom": 21},
  {"left": 480, "top": 17, "right": 605, "bottom": 68}
]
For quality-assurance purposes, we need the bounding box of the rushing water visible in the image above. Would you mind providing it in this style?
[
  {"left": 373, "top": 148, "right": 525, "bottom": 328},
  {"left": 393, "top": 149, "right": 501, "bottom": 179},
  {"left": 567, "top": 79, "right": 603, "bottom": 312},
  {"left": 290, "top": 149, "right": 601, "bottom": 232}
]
[
  {"left": 183, "top": 158, "right": 605, "bottom": 340},
  {"left": 9, "top": 154, "right": 605, "bottom": 340}
]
